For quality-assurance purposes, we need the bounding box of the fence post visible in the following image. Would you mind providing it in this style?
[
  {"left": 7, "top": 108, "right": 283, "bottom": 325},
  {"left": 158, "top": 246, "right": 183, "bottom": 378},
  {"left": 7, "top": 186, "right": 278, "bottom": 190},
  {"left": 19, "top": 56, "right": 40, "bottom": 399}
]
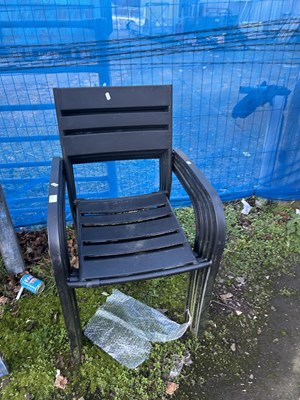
[
  {"left": 258, "top": 96, "right": 286, "bottom": 186},
  {"left": 0, "top": 185, "right": 25, "bottom": 274}
]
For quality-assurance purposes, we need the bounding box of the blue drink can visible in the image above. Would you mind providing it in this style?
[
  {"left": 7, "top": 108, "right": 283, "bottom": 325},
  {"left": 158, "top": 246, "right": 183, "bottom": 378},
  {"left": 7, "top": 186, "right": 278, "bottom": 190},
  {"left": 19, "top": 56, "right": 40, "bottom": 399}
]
[{"left": 20, "top": 274, "right": 45, "bottom": 295}]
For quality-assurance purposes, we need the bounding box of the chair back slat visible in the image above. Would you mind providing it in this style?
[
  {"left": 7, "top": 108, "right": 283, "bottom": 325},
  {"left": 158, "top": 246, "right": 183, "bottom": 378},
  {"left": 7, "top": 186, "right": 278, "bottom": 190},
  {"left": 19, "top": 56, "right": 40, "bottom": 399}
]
[
  {"left": 53, "top": 85, "right": 173, "bottom": 204},
  {"left": 62, "top": 130, "right": 171, "bottom": 160},
  {"left": 54, "top": 85, "right": 172, "bottom": 163},
  {"left": 59, "top": 111, "right": 170, "bottom": 132},
  {"left": 54, "top": 85, "right": 171, "bottom": 110}
]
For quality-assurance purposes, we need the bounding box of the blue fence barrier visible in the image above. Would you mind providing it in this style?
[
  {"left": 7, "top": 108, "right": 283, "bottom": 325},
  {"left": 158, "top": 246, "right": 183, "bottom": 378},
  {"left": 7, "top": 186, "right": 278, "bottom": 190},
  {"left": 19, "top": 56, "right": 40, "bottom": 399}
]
[{"left": 0, "top": 0, "right": 299, "bottom": 228}]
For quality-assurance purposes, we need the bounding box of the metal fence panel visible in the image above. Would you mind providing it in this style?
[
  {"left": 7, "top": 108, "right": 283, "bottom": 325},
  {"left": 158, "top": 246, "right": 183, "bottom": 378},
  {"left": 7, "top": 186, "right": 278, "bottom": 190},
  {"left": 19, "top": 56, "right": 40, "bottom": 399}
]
[{"left": 0, "top": 0, "right": 299, "bottom": 227}]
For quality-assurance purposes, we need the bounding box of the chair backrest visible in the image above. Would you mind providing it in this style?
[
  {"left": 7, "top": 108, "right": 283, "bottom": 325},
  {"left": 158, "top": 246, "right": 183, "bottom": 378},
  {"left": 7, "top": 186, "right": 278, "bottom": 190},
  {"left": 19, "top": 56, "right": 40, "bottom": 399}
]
[{"left": 53, "top": 85, "right": 173, "bottom": 211}]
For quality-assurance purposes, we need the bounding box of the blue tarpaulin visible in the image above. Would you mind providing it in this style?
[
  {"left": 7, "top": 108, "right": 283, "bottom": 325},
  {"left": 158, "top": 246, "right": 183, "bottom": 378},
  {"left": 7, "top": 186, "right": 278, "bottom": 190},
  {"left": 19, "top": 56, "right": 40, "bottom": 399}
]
[{"left": 0, "top": 0, "right": 299, "bottom": 227}]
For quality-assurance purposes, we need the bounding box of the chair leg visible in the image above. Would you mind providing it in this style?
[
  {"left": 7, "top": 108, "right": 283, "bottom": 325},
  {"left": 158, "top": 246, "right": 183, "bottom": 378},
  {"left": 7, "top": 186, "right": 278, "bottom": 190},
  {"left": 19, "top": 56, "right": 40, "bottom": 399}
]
[
  {"left": 187, "top": 265, "right": 215, "bottom": 336},
  {"left": 55, "top": 281, "right": 82, "bottom": 364}
]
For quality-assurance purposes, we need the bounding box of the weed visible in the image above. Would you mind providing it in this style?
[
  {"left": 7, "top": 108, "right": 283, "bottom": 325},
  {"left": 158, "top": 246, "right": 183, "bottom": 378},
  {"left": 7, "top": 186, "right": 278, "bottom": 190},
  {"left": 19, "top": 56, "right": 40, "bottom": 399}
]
[
  {"left": 278, "top": 287, "right": 297, "bottom": 297},
  {"left": 0, "top": 200, "right": 299, "bottom": 399}
]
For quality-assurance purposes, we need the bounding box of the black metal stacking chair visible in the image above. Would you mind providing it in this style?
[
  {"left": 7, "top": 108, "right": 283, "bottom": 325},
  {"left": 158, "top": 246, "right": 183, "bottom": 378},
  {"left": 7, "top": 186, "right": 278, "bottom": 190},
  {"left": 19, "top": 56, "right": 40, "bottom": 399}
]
[{"left": 47, "top": 85, "right": 226, "bottom": 363}]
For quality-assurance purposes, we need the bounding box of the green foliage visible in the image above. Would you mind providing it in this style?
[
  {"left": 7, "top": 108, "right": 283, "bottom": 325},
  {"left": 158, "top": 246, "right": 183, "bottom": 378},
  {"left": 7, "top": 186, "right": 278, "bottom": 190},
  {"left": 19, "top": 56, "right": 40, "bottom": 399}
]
[
  {"left": 287, "top": 213, "right": 300, "bottom": 238},
  {"left": 224, "top": 201, "right": 299, "bottom": 277},
  {"left": 278, "top": 287, "right": 297, "bottom": 297},
  {"left": 284, "top": 212, "right": 300, "bottom": 253},
  {"left": 0, "top": 275, "right": 188, "bottom": 399},
  {"left": 0, "top": 200, "right": 299, "bottom": 399},
  {"left": 0, "top": 294, "right": 68, "bottom": 400},
  {"left": 1, "top": 360, "right": 55, "bottom": 400}
]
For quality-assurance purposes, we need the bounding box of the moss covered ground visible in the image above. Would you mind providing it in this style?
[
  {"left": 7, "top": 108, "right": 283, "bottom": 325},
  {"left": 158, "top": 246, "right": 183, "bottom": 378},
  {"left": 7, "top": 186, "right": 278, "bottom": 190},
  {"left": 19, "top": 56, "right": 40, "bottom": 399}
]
[{"left": 0, "top": 199, "right": 299, "bottom": 400}]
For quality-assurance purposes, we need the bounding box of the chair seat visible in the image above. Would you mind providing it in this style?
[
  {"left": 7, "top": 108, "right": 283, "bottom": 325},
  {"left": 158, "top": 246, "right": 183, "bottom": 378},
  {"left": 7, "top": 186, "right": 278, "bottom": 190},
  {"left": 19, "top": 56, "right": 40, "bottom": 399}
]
[{"left": 73, "top": 191, "right": 204, "bottom": 283}]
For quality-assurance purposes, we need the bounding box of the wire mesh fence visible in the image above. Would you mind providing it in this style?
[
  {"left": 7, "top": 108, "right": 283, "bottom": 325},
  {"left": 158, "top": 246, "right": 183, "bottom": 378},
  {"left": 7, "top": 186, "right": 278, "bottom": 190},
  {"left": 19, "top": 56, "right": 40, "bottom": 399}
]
[{"left": 0, "top": 0, "right": 299, "bottom": 227}]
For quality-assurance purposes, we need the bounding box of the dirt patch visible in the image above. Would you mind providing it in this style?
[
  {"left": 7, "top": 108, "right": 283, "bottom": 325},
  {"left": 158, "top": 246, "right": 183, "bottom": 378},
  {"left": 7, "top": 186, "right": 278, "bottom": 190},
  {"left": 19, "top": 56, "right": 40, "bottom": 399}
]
[{"left": 177, "top": 260, "right": 300, "bottom": 400}]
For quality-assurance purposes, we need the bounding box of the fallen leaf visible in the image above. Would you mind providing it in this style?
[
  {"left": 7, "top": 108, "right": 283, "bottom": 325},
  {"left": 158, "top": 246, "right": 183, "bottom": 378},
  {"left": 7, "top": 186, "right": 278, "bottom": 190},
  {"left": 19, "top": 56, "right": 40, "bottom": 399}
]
[
  {"left": 56, "top": 355, "right": 65, "bottom": 370},
  {"left": 54, "top": 370, "right": 68, "bottom": 390},
  {"left": 71, "top": 256, "right": 78, "bottom": 268},
  {"left": 25, "top": 320, "right": 37, "bottom": 332},
  {"left": 17, "top": 230, "right": 48, "bottom": 265},
  {"left": 53, "top": 312, "right": 59, "bottom": 324},
  {"left": 11, "top": 304, "right": 19, "bottom": 317},
  {"left": 166, "top": 382, "right": 179, "bottom": 396},
  {"left": 220, "top": 292, "right": 233, "bottom": 301},
  {"left": 0, "top": 297, "right": 9, "bottom": 305},
  {"left": 13, "top": 285, "right": 21, "bottom": 294},
  {"left": 26, "top": 247, "right": 34, "bottom": 255}
]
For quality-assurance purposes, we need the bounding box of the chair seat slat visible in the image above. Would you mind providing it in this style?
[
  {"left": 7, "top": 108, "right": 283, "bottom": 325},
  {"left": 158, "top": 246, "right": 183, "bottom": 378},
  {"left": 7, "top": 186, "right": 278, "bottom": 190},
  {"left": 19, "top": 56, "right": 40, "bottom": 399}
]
[
  {"left": 80, "top": 246, "right": 197, "bottom": 281},
  {"left": 81, "top": 231, "right": 187, "bottom": 257},
  {"left": 80, "top": 204, "right": 170, "bottom": 225},
  {"left": 80, "top": 215, "right": 179, "bottom": 242},
  {"left": 68, "top": 260, "right": 211, "bottom": 287},
  {"left": 77, "top": 192, "right": 167, "bottom": 214}
]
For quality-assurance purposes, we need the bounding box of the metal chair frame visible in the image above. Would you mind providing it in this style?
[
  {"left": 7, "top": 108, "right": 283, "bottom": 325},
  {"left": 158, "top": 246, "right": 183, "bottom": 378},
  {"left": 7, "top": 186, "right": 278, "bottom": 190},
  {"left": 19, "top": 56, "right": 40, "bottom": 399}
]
[{"left": 47, "top": 85, "right": 225, "bottom": 363}]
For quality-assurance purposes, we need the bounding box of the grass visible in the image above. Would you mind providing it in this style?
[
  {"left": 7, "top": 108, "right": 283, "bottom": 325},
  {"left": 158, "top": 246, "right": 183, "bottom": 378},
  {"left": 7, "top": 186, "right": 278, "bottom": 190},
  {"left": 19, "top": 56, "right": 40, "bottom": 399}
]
[{"left": 0, "top": 199, "right": 299, "bottom": 400}]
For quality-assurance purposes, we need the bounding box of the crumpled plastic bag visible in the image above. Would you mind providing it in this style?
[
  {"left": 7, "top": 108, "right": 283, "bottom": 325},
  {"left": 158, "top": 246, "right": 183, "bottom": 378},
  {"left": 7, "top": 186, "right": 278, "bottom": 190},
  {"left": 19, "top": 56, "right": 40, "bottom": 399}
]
[
  {"left": 84, "top": 289, "right": 191, "bottom": 368},
  {"left": 241, "top": 198, "right": 252, "bottom": 215}
]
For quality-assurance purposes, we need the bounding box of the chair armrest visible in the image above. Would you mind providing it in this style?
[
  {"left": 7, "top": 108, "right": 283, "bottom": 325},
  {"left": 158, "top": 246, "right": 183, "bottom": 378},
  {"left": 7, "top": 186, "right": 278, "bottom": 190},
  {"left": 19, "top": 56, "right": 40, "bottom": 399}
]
[
  {"left": 47, "top": 157, "right": 70, "bottom": 279},
  {"left": 172, "top": 149, "right": 226, "bottom": 262}
]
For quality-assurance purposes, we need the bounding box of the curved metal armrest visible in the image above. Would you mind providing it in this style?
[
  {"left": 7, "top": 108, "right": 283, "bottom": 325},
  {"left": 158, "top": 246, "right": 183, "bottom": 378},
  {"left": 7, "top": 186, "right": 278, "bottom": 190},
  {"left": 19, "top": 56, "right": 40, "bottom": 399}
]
[
  {"left": 47, "top": 157, "right": 70, "bottom": 279},
  {"left": 172, "top": 149, "right": 226, "bottom": 262}
]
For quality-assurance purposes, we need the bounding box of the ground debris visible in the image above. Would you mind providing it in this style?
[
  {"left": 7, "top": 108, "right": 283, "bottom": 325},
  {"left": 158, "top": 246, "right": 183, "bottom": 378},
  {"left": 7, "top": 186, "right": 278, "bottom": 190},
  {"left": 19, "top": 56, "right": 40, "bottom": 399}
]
[
  {"left": 67, "top": 232, "right": 79, "bottom": 268},
  {"left": 241, "top": 199, "right": 252, "bottom": 215},
  {"left": 166, "top": 382, "right": 179, "bottom": 396},
  {"left": 236, "top": 276, "right": 246, "bottom": 286},
  {"left": 54, "top": 370, "right": 68, "bottom": 390},
  {"left": 17, "top": 230, "right": 48, "bottom": 264},
  {"left": 0, "top": 201, "right": 298, "bottom": 400},
  {"left": 213, "top": 280, "right": 255, "bottom": 318},
  {"left": 0, "top": 296, "right": 9, "bottom": 305},
  {"left": 220, "top": 292, "right": 233, "bottom": 301},
  {"left": 169, "top": 351, "right": 193, "bottom": 379}
]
